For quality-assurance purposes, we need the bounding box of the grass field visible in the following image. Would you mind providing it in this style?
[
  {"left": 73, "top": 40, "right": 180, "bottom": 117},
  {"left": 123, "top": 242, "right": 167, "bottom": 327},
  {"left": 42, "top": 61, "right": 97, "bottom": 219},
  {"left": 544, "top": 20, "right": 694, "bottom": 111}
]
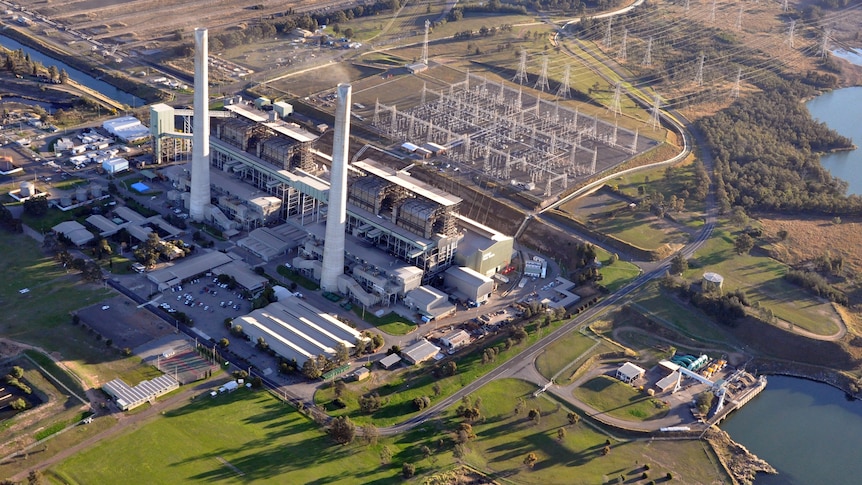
[
  {"left": 51, "top": 380, "right": 727, "bottom": 484},
  {"left": 595, "top": 247, "right": 641, "bottom": 292},
  {"left": 573, "top": 375, "right": 670, "bottom": 422},
  {"left": 51, "top": 389, "right": 448, "bottom": 484},
  {"left": 534, "top": 331, "right": 599, "bottom": 380},
  {"left": 459, "top": 379, "right": 726, "bottom": 484},
  {"left": 688, "top": 226, "right": 840, "bottom": 336},
  {"left": 352, "top": 308, "right": 416, "bottom": 336},
  {"left": 0, "top": 231, "right": 159, "bottom": 389},
  {"left": 315, "top": 318, "right": 569, "bottom": 427}
]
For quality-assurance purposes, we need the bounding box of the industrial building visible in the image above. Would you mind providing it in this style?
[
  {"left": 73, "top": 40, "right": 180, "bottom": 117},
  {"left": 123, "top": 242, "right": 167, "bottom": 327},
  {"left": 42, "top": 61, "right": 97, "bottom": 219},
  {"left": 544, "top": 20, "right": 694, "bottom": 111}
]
[
  {"left": 52, "top": 220, "right": 94, "bottom": 246},
  {"left": 403, "top": 285, "right": 456, "bottom": 321},
  {"left": 233, "top": 295, "right": 364, "bottom": 366},
  {"left": 149, "top": 37, "right": 514, "bottom": 312},
  {"left": 102, "top": 116, "right": 150, "bottom": 143},
  {"left": 444, "top": 266, "right": 495, "bottom": 304},
  {"left": 102, "top": 375, "right": 179, "bottom": 411},
  {"left": 401, "top": 339, "right": 441, "bottom": 365}
]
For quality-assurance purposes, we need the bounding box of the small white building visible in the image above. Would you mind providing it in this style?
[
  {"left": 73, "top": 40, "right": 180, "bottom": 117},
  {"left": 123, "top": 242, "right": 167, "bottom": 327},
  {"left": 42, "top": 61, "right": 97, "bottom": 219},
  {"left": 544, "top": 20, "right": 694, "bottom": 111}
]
[
  {"left": 440, "top": 329, "right": 471, "bottom": 350},
  {"left": 615, "top": 362, "right": 645, "bottom": 384},
  {"left": 102, "top": 157, "right": 129, "bottom": 174}
]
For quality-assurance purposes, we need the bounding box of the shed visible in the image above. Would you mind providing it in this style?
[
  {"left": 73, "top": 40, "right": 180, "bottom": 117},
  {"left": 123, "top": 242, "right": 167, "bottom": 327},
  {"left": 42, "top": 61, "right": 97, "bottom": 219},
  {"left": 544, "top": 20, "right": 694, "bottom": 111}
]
[
  {"left": 444, "top": 266, "right": 495, "bottom": 304},
  {"left": 52, "top": 221, "right": 94, "bottom": 246},
  {"left": 655, "top": 371, "right": 680, "bottom": 392},
  {"left": 379, "top": 353, "right": 402, "bottom": 369},
  {"left": 102, "top": 157, "right": 129, "bottom": 174},
  {"left": 615, "top": 362, "right": 645, "bottom": 384},
  {"left": 273, "top": 101, "right": 293, "bottom": 118},
  {"left": 401, "top": 339, "right": 440, "bottom": 365},
  {"left": 353, "top": 367, "right": 370, "bottom": 381},
  {"left": 254, "top": 97, "right": 272, "bottom": 109}
]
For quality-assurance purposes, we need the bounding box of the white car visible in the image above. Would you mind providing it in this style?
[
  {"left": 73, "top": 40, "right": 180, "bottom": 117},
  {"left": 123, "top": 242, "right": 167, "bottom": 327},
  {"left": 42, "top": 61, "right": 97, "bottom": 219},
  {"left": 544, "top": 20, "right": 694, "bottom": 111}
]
[{"left": 101, "top": 305, "right": 110, "bottom": 310}]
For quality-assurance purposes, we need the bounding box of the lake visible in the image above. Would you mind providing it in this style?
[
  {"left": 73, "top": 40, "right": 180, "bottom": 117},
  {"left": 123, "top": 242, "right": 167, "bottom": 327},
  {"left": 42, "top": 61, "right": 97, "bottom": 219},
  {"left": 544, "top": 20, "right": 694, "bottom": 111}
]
[
  {"left": 0, "top": 34, "right": 144, "bottom": 108},
  {"left": 806, "top": 86, "right": 862, "bottom": 195},
  {"left": 722, "top": 375, "right": 862, "bottom": 485}
]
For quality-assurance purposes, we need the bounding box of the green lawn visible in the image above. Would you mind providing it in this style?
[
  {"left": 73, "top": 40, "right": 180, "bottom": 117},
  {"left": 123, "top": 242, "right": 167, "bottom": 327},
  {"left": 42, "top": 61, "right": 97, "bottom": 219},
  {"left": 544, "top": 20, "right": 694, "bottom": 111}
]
[
  {"left": 688, "top": 226, "right": 840, "bottom": 336},
  {"left": 315, "top": 319, "right": 569, "bottom": 427},
  {"left": 588, "top": 210, "right": 689, "bottom": 251},
  {"left": 631, "top": 282, "right": 735, "bottom": 344},
  {"left": 0, "top": 231, "right": 158, "bottom": 389},
  {"left": 595, "top": 247, "right": 641, "bottom": 292},
  {"left": 352, "top": 308, "right": 416, "bottom": 335},
  {"left": 458, "top": 379, "right": 726, "bottom": 484},
  {"left": 50, "top": 378, "right": 727, "bottom": 484},
  {"left": 276, "top": 266, "right": 319, "bottom": 290},
  {"left": 573, "top": 376, "right": 669, "bottom": 422},
  {"left": 534, "top": 331, "right": 599, "bottom": 381},
  {"left": 51, "top": 389, "right": 450, "bottom": 484},
  {"left": 612, "top": 162, "right": 707, "bottom": 216}
]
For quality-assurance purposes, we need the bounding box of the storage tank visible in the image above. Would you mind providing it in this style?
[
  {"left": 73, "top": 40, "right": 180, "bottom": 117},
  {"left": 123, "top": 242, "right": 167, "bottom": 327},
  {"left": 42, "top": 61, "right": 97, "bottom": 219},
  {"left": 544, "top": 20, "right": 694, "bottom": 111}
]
[
  {"left": 90, "top": 184, "right": 103, "bottom": 197},
  {"left": 60, "top": 195, "right": 73, "bottom": 207},
  {"left": 20, "top": 181, "right": 35, "bottom": 198},
  {"left": 76, "top": 186, "right": 89, "bottom": 202}
]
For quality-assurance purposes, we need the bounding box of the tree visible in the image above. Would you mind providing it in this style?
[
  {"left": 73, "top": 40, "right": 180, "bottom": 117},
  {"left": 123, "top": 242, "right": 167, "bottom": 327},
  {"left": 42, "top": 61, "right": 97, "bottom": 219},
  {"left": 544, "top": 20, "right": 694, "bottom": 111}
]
[
  {"left": 218, "top": 338, "right": 230, "bottom": 348},
  {"left": 334, "top": 379, "right": 346, "bottom": 398},
  {"left": 730, "top": 206, "right": 749, "bottom": 227},
  {"left": 456, "top": 423, "right": 475, "bottom": 443},
  {"left": 10, "top": 366, "right": 24, "bottom": 379},
  {"left": 359, "top": 393, "right": 381, "bottom": 413},
  {"left": 11, "top": 397, "right": 27, "bottom": 410},
  {"left": 27, "top": 470, "right": 43, "bottom": 485},
  {"left": 432, "top": 382, "right": 442, "bottom": 396},
  {"left": 334, "top": 342, "right": 350, "bottom": 366},
  {"left": 557, "top": 427, "right": 567, "bottom": 440},
  {"left": 302, "top": 358, "right": 321, "bottom": 379},
  {"left": 362, "top": 423, "right": 379, "bottom": 446},
  {"left": 567, "top": 411, "right": 580, "bottom": 426},
  {"left": 380, "top": 445, "right": 393, "bottom": 464},
  {"left": 528, "top": 408, "right": 541, "bottom": 425},
  {"left": 602, "top": 445, "right": 611, "bottom": 455},
  {"left": 23, "top": 196, "right": 48, "bottom": 216},
  {"left": 670, "top": 253, "right": 688, "bottom": 275},
  {"left": 329, "top": 416, "right": 355, "bottom": 445},
  {"left": 523, "top": 452, "right": 538, "bottom": 469},
  {"left": 413, "top": 395, "right": 431, "bottom": 410},
  {"left": 256, "top": 336, "right": 269, "bottom": 351},
  {"left": 59, "top": 68, "right": 69, "bottom": 83},
  {"left": 777, "top": 229, "right": 788, "bottom": 241},
  {"left": 402, "top": 462, "right": 416, "bottom": 478},
  {"left": 734, "top": 232, "right": 755, "bottom": 255}
]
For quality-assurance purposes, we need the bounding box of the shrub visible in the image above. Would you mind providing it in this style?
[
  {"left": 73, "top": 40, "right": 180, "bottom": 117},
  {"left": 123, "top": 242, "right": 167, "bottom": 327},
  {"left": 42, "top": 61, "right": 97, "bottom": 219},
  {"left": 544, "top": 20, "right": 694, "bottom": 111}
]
[{"left": 402, "top": 462, "right": 416, "bottom": 478}]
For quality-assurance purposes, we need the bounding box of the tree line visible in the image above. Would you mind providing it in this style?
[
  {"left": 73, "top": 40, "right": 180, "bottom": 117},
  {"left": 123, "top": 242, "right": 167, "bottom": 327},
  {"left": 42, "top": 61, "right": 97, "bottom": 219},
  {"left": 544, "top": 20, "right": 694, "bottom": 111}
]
[{"left": 697, "top": 78, "right": 861, "bottom": 215}]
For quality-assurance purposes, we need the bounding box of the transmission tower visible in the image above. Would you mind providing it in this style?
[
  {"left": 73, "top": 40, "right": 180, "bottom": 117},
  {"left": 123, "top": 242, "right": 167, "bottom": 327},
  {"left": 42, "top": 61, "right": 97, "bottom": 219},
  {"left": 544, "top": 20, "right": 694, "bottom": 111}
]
[
  {"left": 513, "top": 49, "right": 528, "bottom": 84},
  {"left": 787, "top": 19, "right": 796, "bottom": 48},
  {"left": 736, "top": 4, "right": 744, "bottom": 31},
  {"left": 684, "top": 0, "right": 690, "bottom": 12},
  {"left": 610, "top": 81, "right": 622, "bottom": 116},
  {"left": 534, "top": 56, "right": 550, "bottom": 92},
  {"left": 649, "top": 94, "right": 661, "bottom": 130},
  {"left": 642, "top": 36, "right": 653, "bottom": 67},
  {"left": 731, "top": 68, "right": 742, "bottom": 99},
  {"left": 421, "top": 20, "right": 430, "bottom": 65},
  {"left": 782, "top": 0, "right": 789, "bottom": 13},
  {"left": 618, "top": 29, "right": 628, "bottom": 62},
  {"left": 694, "top": 54, "right": 705, "bottom": 86},
  {"left": 556, "top": 65, "right": 571, "bottom": 99},
  {"left": 710, "top": 0, "right": 716, "bottom": 23},
  {"left": 420, "top": 82, "right": 427, "bottom": 105},
  {"left": 819, "top": 28, "right": 832, "bottom": 59},
  {"left": 604, "top": 17, "right": 613, "bottom": 48}
]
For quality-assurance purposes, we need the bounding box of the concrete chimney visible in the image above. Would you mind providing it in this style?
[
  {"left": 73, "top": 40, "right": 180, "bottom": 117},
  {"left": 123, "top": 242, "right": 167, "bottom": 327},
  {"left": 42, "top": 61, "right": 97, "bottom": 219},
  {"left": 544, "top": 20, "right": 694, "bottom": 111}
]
[
  {"left": 320, "top": 83, "right": 352, "bottom": 292},
  {"left": 189, "top": 27, "right": 211, "bottom": 222}
]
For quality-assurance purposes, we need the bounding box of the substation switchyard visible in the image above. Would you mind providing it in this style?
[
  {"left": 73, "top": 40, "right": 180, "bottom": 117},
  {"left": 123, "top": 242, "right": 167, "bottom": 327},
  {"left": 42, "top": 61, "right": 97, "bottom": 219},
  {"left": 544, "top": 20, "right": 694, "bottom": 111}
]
[{"left": 371, "top": 73, "right": 657, "bottom": 198}]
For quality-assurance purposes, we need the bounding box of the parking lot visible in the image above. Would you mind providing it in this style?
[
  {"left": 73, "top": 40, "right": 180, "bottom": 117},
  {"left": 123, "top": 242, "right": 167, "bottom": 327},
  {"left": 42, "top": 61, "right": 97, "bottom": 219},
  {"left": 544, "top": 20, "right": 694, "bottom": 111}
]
[{"left": 157, "top": 277, "right": 251, "bottom": 325}]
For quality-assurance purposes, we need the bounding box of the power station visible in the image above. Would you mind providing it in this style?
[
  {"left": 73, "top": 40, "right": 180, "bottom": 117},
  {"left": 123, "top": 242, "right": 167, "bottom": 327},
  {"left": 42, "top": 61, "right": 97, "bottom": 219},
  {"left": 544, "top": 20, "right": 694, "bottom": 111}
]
[{"left": 149, "top": 29, "right": 514, "bottom": 312}]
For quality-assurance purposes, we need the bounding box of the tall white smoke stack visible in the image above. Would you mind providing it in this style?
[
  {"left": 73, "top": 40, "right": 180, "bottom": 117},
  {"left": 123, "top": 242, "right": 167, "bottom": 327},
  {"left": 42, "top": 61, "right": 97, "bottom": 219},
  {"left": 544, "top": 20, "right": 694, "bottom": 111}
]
[
  {"left": 189, "top": 27, "right": 211, "bottom": 222},
  {"left": 321, "top": 83, "right": 352, "bottom": 292}
]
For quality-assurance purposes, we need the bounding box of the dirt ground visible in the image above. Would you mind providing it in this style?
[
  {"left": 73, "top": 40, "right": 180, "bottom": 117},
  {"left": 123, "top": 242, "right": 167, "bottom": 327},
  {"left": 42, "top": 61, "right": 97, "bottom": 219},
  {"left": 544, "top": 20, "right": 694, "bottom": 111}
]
[{"left": 75, "top": 294, "right": 177, "bottom": 351}]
